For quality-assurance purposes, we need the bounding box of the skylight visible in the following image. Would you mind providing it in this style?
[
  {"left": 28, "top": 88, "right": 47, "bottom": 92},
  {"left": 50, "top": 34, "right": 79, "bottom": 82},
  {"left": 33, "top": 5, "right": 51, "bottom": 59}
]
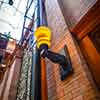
[{"left": 0, "top": 0, "right": 34, "bottom": 41}]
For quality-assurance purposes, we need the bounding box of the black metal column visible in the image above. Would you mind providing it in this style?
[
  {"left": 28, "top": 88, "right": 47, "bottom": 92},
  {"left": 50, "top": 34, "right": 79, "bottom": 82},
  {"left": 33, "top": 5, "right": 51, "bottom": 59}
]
[{"left": 31, "top": 0, "right": 43, "bottom": 100}]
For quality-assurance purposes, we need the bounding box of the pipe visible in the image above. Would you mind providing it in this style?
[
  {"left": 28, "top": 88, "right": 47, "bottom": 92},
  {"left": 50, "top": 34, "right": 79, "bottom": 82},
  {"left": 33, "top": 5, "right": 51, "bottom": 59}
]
[
  {"left": 31, "top": 48, "right": 41, "bottom": 100},
  {"left": 31, "top": 0, "right": 48, "bottom": 100},
  {"left": 30, "top": 0, "right": 48, "bottom": 99},
  {"left": 39, "top": 0, "right": 48, "bottom": 100},
  {"left": 31, "top": 0, "right": 41, "bottom": 100},
  {"left": 41, "top": 57, "right": 48, "bottom": 100}
]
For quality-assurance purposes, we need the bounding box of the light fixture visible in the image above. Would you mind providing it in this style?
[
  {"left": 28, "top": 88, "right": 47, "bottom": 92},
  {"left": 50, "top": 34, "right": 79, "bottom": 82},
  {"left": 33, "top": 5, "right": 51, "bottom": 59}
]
[
  {"left": 8, "top": 0, "right": 13, "bottom": 5},
  {"left": 35, "top": 26, "right": 73, "bottom": 80}
]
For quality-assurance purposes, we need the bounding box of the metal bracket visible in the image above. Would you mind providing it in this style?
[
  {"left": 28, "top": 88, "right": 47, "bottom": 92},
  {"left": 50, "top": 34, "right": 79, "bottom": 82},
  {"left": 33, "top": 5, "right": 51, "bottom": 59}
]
[
  {"left": 39, "top": 44, "right": 73, "bottom": 80},
  {"left": 59, "top": 45, "right": 73, "bottom": 80}
]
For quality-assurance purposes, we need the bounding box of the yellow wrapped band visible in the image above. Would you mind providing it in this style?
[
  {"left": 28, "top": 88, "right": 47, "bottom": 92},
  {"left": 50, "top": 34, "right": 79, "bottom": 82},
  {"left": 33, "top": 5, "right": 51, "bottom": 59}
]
[{"left": 34, "top": 26, "right": 51, "bottom": 48}]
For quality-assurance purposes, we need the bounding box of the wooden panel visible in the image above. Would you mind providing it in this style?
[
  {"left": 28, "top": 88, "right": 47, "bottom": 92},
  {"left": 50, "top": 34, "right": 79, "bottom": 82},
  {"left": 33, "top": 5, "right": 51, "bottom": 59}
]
[
  {"left": 71, "top": 0, "right": 100, "bottom": 40},
  {"left": 79, "top": 36, "right": 100, "bottom": 87},
  {"left": 89, "top": 25, "right": 100, "bottom": 54}
]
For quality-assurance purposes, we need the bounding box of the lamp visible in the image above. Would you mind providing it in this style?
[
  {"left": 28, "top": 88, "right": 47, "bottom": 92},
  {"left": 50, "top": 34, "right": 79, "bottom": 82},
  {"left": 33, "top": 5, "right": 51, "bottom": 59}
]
[{"left": 35, "top": 26, "right": 73, "bottom": 80}]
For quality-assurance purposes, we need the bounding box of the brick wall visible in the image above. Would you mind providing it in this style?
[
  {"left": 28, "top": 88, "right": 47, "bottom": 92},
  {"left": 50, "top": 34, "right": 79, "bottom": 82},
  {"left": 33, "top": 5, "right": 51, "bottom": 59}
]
[
  {"left": 57, "top": 0, "right": 97, "bottom": 29},
  {"left": 45, "top": 0, "right": 100, "bottom": 100}
]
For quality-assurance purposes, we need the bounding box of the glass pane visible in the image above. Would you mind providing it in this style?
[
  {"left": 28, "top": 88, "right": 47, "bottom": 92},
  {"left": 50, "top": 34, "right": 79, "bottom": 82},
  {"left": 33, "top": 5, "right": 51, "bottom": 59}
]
[{"left": 0, "top": 0, "right": 35, "bottom": 41}]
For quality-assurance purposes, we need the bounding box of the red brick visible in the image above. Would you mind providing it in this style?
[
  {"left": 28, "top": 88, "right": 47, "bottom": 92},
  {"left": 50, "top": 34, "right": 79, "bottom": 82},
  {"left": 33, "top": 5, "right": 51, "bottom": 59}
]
[{"left": 45, "top": 0, "right": 99, "bottom": 100}]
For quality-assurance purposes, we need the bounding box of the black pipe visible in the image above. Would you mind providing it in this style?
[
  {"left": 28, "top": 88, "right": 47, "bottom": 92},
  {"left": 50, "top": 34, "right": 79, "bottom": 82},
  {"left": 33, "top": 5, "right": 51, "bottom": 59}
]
[
  {"left": 31, "top": 48, "right": 41, "bottom": 100},
  {"left": 34, "top": 49, "right": 41, "bottom": 100},
  {"left": 40, "top": 0, "right": 48, "bottom": 26},
  {"left": 32, "top": 0, "right": 48, "bottom": 99},
  {"left": 31, "top": 0, "right": 42, "bottom": 100},
  {"left": 31, "top": 49, "right": 36, "bottom": 100}
]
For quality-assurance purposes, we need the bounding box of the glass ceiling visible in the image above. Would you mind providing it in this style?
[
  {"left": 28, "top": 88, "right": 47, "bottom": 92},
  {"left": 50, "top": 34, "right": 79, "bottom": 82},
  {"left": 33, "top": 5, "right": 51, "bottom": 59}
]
[{"left": 0, "top": 0, "right": 35, "bottom": 41}]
